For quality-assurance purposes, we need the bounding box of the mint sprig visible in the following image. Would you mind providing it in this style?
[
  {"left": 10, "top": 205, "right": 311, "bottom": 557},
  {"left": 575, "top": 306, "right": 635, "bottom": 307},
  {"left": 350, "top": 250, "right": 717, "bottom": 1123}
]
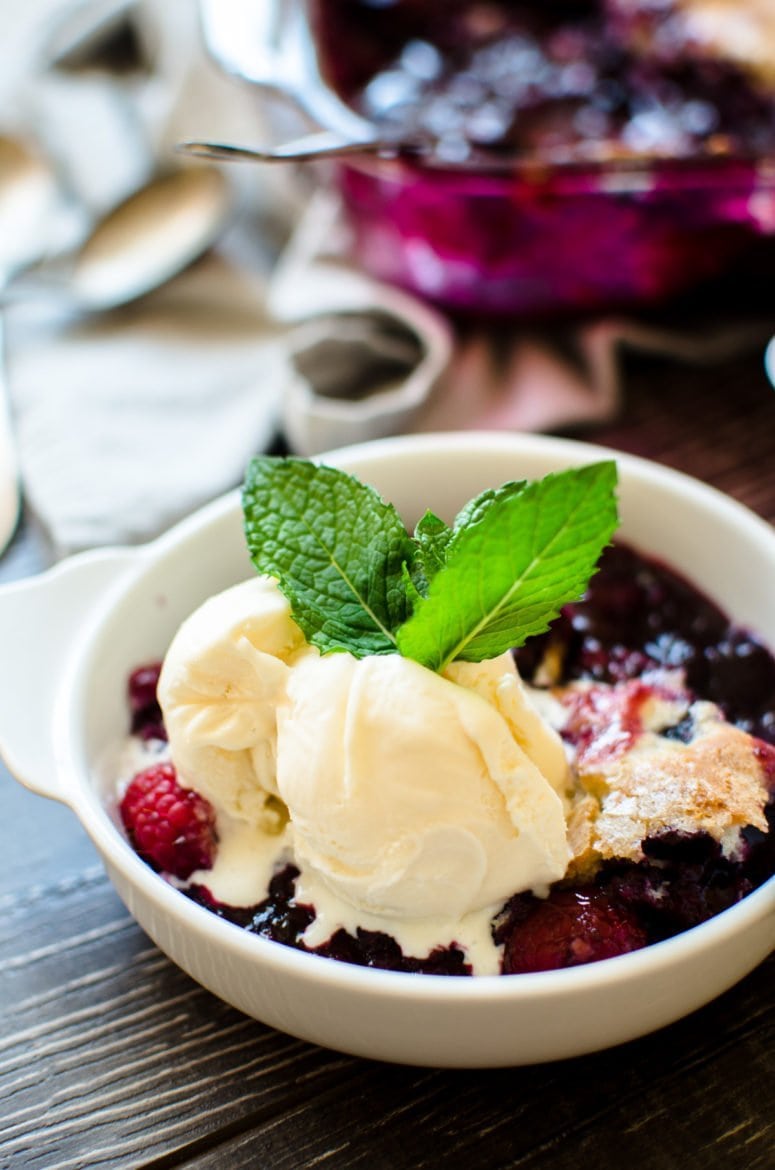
[
  {"left": 243, "top": 456, "right": 415, "bottom": 656},
  {"left": 242, "top": 456, "right": 618, "bottom": 669},
  {"left": 396, "top": 462, "right": 618, "bottom": 670}
]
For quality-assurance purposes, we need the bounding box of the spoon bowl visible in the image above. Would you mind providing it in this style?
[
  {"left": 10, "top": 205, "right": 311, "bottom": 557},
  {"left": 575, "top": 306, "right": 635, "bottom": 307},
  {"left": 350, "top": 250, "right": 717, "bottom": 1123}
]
[
  {"left": 0, "top": 135, "right": 60, "bottom": 280},
  {"left": 3, "top": 165, "right": 232, "bottom": 313},
  {"left": 69, "top": 166, "right": 232, "bottom": 311},
  {"left": 0, "top": 154, "right": 232, "bottom": 557}
]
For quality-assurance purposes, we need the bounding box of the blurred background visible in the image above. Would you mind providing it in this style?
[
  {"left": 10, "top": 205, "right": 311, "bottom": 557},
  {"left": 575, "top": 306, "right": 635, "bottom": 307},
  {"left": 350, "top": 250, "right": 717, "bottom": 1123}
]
[
  {"left": 1, "top": 0, "right": 775, "bottom": 567},
  {"left": 1, "top": 10, "right": 774, "bottom": 1166}
]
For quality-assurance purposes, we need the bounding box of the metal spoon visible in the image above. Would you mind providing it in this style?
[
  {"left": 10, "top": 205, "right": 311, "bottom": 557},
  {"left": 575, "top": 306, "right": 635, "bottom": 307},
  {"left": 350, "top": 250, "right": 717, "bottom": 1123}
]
[
  {"left": 0, "top": 135, "right": 61, "bottom": 556},
  {"left": 5, "top": 164, "right": 232, "bottom": 312},
  {"left": 0, "top": 137, "right": 61, "bottom": 275},
  {"left": 176, "top": 131, "right": 407, "bottom": 166},
  {"left": 0, "top": 321, "right": 20, "bottom": 556},
  {"left": 0, "top": 158, "right": 231, "bottom": 555},
  {"left": 199, "top": 0, "right": 374, "bottom": 146}
]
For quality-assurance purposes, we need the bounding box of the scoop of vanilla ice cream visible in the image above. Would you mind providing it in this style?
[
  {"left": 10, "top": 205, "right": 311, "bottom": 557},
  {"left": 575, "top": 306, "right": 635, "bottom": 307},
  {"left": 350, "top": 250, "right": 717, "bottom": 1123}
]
[
  {"left": 276, "top": 652, "right": 571, "bottom": 921},
  {"left": 158, "top": 576, "right": 308, "bottom": 830},
  {"left": 444, "top": 652, "right": 570, "bottom": 799}
]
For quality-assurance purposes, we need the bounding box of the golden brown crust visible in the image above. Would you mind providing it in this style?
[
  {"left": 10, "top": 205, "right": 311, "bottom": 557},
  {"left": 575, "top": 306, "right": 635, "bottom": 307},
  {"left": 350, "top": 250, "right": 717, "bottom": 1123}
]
[
  {"left": 556, "top": 692, "right": 770, "bottom": 876},
  {"left": 565, "top": 794, "right": 602, "bottom": 882}
]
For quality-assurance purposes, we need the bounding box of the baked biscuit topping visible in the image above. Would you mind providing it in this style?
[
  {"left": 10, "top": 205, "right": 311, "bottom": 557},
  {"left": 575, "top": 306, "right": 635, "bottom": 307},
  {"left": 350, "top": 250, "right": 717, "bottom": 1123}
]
[{"left": 550, "top": 673, "right": 771, "bottom": 879}]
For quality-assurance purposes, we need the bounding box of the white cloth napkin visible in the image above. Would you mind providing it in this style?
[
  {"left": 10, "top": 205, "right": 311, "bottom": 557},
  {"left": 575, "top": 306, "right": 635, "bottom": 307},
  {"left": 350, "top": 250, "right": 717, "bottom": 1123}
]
[
  {"left": 1, "top": 0, "right": 291, "bottom": 554},
  {"left": 6, "top": 183, "right": 457, "bottom": 554},
  {"left": 8, "top": 259, "right": 285, "bottom": 551},
  {"left": 2, "top": 0, "right": 456, "bottom": 555}
]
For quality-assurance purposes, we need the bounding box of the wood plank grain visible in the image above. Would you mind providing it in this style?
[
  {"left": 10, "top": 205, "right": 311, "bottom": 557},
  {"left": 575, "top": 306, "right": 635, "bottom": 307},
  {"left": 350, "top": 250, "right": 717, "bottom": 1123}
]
[
  {"left": 165, "top": 962, "right": 775, "bottom": 1170},
  {"left": 0, "top": 872, "right": 359, "bottom": 1169},
  {"left": 0, "top": 867, "right": 772, "bottom": 1170},
  {"left": 586, "top": 350, "right": 775, "bottom": 524}
]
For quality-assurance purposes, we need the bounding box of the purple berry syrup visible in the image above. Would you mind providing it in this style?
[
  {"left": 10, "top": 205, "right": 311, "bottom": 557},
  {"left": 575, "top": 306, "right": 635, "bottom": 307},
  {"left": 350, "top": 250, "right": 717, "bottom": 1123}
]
[
  {"left": 514, "top": 543, "right": 775, "bottom": 744},
  {"left": 128, "top": 662, "right": 167, "bottom": 742}
]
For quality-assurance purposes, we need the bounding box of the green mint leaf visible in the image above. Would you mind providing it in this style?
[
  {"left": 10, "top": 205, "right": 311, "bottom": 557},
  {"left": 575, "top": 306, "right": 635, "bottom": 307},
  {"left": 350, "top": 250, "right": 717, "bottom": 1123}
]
[
  {"left": 451, "top": 481, "right": 527, "bottom": 532},
  {"left": 395, "top": 462, "right": 619, "bottom": 671},
  {"left": 409, "top": 510, "right": 453, "bottom": 595},
  {"left": 242, "top": 456, "right": 415, "bottom": 657},
  {"left": 401, "top": 560, "right": 425, "bottom": 609}
]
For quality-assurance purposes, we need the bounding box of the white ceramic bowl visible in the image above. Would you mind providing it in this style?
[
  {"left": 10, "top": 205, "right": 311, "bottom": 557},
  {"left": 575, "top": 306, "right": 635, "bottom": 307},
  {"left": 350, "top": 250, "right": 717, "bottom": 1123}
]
[{"left": 1, "top": 432, "right": 773, "bottom": 1068}]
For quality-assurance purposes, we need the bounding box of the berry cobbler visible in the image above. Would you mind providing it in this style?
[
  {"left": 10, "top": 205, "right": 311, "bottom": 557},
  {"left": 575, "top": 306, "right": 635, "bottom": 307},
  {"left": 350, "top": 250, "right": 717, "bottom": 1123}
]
[
  {"left": 309, "top": 0, "right": 775, "bottom": 167},
  {"left": 115, "top": 460, "right": 775, "bottom": 978},
  {"left": 301, "top": 2, "right": 775, "bottom": 315}
]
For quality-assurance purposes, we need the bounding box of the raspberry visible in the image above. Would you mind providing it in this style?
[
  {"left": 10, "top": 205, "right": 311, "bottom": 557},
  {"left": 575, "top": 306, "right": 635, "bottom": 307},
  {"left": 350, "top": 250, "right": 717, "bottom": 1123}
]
[
  {"left": 754, "top": 739, "right": 775, "bottom": 792},
  {"left": 500, "top": 888, "right": 648, "bottom": 974},
  {"left": 558, "top": 679, "right": 655, "bottom": 767},
  {"left": 120, "top": 763, "right": 217, "bottom": 879}
]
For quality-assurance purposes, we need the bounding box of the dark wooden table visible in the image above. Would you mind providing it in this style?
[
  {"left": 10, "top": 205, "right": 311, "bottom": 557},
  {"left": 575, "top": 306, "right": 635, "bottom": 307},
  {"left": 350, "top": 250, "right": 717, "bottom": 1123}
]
[{"left": 1, "top": 344, "right": 774, "bottom": 1170}]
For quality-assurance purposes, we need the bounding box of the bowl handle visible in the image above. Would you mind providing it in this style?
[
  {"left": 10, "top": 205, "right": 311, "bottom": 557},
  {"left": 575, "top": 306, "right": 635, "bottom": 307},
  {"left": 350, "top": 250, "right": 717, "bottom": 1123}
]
[{"left": 0, "top": 548, "right": 137, "bottom": 803}]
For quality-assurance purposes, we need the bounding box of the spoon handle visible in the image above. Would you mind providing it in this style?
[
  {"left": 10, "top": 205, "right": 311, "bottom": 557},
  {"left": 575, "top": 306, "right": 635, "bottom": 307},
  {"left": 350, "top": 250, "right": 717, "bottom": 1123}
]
[
  {"left": 176, "top": 131, "right": 407, "bottom": 165},
  {"left": 0, "top": 319, "right": 21, "bottom": 556}
]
